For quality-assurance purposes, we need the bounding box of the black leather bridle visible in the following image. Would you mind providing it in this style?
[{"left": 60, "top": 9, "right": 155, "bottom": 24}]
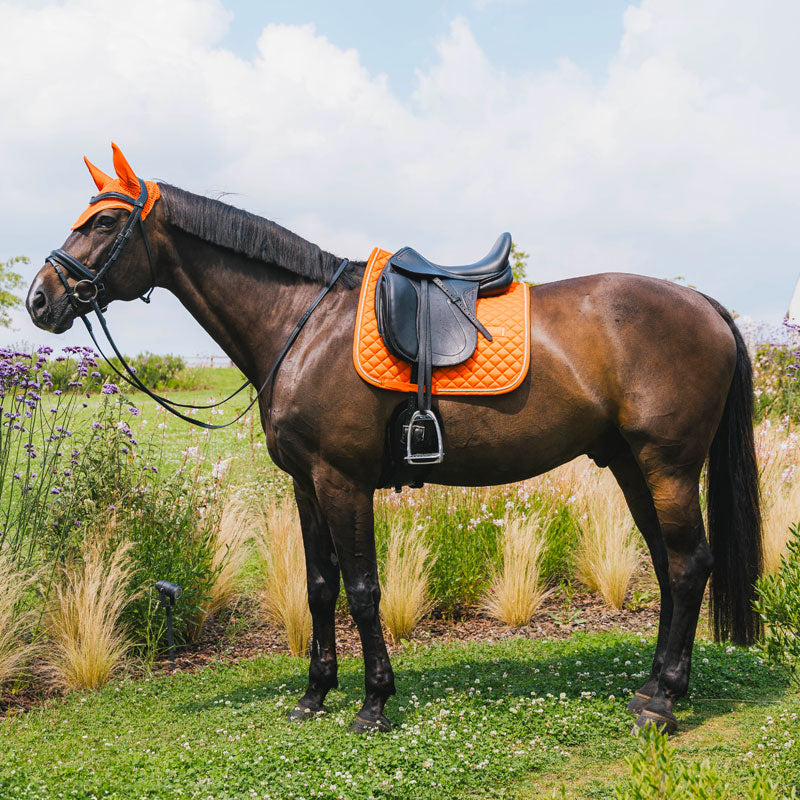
[
  {"left": 46, "top": 180, "right": 350, "bottom": 429},
  {"left": 48, "top": 177, "right": 156, "bottom": 312}
]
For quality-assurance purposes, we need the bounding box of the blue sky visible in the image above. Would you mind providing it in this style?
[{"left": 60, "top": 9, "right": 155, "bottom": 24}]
[
  {"left": 2, "top": 0, "right": 799, "bottom": 356},
  {"left": 220, "top": 1, "right": 630, "bottom": 96}
]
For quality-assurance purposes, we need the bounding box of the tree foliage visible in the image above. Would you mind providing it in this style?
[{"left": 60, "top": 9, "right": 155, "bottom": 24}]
[
  {"left": 0, "top": 256, "right": 27, "bottom": 328},
  {"left": 510, "top": 243, "right": 531, "bottom": 284}
]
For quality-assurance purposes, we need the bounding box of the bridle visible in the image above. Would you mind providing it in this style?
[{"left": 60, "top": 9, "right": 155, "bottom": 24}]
[
  {"left": 45, "top": 181, "right": 349, "bottom": 429},
  {"left": 48, "top": 177, "right": 156, "bottom": 312}
]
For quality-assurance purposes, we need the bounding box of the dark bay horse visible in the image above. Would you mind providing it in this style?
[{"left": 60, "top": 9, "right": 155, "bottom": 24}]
[{"left": 27, "top": 152, "right": 762, "bottom": 736}]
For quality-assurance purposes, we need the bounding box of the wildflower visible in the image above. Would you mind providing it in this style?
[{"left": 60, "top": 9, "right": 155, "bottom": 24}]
[
  {"left": 129, "top": 406, "right": 140, "bottom": 416},
  {"left": 101, "top": 383, "right": 120, "bottom": 395}
]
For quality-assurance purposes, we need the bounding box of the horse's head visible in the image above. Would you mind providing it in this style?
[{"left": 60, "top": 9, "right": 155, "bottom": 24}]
[{"left": 27, "top": 143, "right": 162, "bottom": 333}]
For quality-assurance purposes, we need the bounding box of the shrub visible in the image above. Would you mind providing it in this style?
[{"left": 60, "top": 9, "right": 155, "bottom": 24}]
[
  {"left": 482, "top": 511, "right": 553, "bottom": 626},
  {"left": 41, "top": 393, "right": 224, "bottom": 659},
  {"left": 0, "top": 345, "right": 101, "bottom": 572},
  {"left": 255, "top": 498, "right": 310, "bottom": 657},
  {"left": 753, "top": 325, "right": 800, "bottom": 422},
  {"left": 379, "top": 518, "right": 433, "bottom": 643},
  {"left": 0, "top": 555, "right": 37, "bottom": 690},
  {"left": 755, "top": 523, "right": 800, "bottom": 687},
  {"left": 43, "top": 536, "right": 133, "bottom": 691},
  {"left": 614, "top": 723, "right": 792, "bottom": 799},
  {"left": 577, "top": 480, "right": 640, "bottom": 609}
]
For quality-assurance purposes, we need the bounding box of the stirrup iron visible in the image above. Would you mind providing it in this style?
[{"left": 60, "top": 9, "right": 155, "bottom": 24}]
[{"left": 405, "top": 409, "right": 444, "bottom": 465}]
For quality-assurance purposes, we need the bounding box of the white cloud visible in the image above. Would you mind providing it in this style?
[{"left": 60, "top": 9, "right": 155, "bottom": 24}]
[{"left": 1, "top": 0, "right": 799, "bottom": 354}]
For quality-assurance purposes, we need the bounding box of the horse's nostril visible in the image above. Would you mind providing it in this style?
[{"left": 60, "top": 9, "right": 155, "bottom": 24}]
[{"left": 32, "top": 290, "right": 47, "bottom": 312}]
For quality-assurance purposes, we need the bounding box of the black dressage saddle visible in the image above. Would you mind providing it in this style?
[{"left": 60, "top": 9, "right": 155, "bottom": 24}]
[{"left": 375, "top": 232, "right": 513, "bottom": 465}]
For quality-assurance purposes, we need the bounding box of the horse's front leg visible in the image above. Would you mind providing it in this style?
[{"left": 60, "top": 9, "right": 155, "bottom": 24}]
[
  {"left": 288, "top": 479, "right": 341, "bottom": 721},
  {"left": 314, "top": 472, "right": 395, "bottom": 733}
]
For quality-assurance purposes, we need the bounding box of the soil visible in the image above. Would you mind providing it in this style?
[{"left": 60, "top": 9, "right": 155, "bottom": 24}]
[{"left": 0, "top": 592, "right": 660, "bottom": 717}]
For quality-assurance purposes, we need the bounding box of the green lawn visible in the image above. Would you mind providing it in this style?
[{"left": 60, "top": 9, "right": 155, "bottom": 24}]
[{"left": 1, "top": 633, "right": 796, "bottom": 800}]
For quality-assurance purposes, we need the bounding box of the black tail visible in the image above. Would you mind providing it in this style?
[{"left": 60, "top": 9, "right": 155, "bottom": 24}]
[{"left": 704, "top": 296, "right": 762, "bottom": 645}]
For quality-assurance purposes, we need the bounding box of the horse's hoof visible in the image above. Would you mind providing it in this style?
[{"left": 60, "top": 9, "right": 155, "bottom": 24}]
[
  {"left": 287, "top": 703, "right": 328, "bottom": 723},
  {"left": 633, "top": 708, "right": 678, "bottom": 737},
  {"left": 350, "top": 713, "right": 392, "bottom": 734},
  {"left": 626, "top": 691, "right": 652, "bottom": 716}
]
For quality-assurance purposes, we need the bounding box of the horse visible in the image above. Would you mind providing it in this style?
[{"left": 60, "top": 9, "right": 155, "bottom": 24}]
[{"left": 27, "top": 146, "right": 762, "bottom": 736}]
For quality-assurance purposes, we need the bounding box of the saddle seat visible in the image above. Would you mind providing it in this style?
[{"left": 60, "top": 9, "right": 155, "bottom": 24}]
[
  {"left": 388, "top": 232, "right": 513, "bottom": 296},
  {"left": 375, "top": 233, "right": 515, "bottom": 465}
]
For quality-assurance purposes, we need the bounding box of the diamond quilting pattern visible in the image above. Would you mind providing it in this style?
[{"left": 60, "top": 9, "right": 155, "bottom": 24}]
[{"left": 353, "top": 248, "right": 530, "bottom": 395}]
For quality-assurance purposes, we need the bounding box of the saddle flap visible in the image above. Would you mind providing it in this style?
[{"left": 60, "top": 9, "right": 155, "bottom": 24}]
[{"left": 376, "top": 267, "right": 479, "bottom": 367}]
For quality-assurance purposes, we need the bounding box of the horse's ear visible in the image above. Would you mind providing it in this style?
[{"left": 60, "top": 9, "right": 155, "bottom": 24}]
[
  {"left": 111, "top": 142, "right": 140, "bottom": 195},
  {"left": 84, "top": 156, "right": 113, "bottom": 191}
]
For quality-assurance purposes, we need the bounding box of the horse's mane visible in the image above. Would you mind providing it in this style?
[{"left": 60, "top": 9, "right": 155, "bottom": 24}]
[{"left": 158, "top": 183, "right": 363, "bottom": 289}]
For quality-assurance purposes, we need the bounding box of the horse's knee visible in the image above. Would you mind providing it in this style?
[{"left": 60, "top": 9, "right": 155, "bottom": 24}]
[
  {"left": 308, "top": 573, "right": 338, "bottom": 615},
  {"left": 346, "top": 579, "right": 380, "bottom": 624}
]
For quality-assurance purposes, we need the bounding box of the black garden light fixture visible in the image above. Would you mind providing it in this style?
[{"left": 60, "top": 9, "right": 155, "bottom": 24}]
[{"left": 154, "top": 580, "right": 182, "bottom": 669}]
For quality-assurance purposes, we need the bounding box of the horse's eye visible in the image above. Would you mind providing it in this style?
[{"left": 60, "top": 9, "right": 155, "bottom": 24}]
[{"left": 95, "top": 215, "right": 115, "bottom": 229}]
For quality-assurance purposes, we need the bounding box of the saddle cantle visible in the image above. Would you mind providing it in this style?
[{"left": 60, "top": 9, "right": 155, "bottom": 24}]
[{"left": 375, "top": 233, "right": 514, "bottom": 465}]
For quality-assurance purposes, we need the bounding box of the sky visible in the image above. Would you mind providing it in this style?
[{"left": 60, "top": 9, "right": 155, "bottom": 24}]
[{"left": 1, "top": 0, "right": 799, "bottom": 356}]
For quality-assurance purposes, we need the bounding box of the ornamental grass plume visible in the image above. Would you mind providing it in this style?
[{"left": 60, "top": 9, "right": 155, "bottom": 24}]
[
  {"left": 379, "top": 518, "right": 434, "bottom": 643},
  {"left": 255, "top": 497, "right": 310, "bottom": 657},
  {"left": 577, "top": 477, "right": 640, "bottom": 610},
  {"left": 44, "top": 535, "right": 133, "bottom": 691},
  {"left": 0, "top": 555, "right": 37, "bottom": 690},
  {"left": 186, "top": 495, "right": 254, "bottom": 640},
  {"left": 482, "top": 511, "right": 553, "bottom": 627},
  {"left": 755, "top": 419, "right": 800, "bottom": 573}
]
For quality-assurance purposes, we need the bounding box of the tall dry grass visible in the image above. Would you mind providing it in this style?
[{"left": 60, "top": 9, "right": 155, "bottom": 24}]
[
  {"left": 379, "top": 519, "right": 433, "bottom": 643},
  {"left": 0, "top": 556, "right": 37, "bottom": 690},
  {"left": 255, "top": 498, "right": 311, "bottom": 657},
  {"left": 756, "top": 420, "right": 800, "bottom": 572},
  {"left": 44, "top": 537, "right": 133, "bottom": 691},
  {"left": 482, "top": 511, "right": 553, "bottom": 626},
  {"left": 187, "top": 498, "right": 254, "bottom": 639},
  {"left": 576, "top": 475, "right": 640, "bottom": 610}
]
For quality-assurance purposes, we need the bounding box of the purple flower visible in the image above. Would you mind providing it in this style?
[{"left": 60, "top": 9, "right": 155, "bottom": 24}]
[
  {"left": 101, "top": 383, "right": 119, "bottom": 395},
  {"left": 50, "top": 487, "right": 61, "bottom": 495},
  {"left": 129, "top": 406, "right": 140, "bottom": 416}
]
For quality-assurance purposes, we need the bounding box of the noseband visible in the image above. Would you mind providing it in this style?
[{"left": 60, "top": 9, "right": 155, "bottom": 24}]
[{"left": 46, "top": 177, "right": 156, "bottom": 312}]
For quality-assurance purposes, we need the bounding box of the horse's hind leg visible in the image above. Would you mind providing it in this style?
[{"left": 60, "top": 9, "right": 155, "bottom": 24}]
[
  {"left": 288, "top": 480, "right": 341, "bottom": 721},
  {"left": 633, "top": 462, "right": 712, "bottom": 735},
  {"left": 607, "top": 449, "right": 672, "bottom": 715},
  {"left": 313, "top": 472, "right": 395, "bottom": 733}
]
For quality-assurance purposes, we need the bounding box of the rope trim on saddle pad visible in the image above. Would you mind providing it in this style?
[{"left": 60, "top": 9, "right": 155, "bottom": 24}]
[{"left": 353, "top": 247, "right": 531, "bottom": 396}]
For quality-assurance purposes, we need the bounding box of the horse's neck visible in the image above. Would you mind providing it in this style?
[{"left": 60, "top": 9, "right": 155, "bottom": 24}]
[{"left": 163, "top": 231, "right": 321, "bottom": 384}]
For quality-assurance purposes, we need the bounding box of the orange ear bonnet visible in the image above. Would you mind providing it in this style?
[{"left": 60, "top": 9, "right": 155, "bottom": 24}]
[{"left": 71, "top": 142, "right": 160, "bottom": 229}]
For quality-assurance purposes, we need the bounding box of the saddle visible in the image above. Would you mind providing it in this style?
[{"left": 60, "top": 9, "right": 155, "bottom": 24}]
[{"left": 375, "top": 232, "right": 513, "bottom": 464}]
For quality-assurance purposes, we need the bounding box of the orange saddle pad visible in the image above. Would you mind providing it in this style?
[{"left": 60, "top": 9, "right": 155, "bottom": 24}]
[{"left": 353, "top": 247, "right": 530, "bottom": 395}]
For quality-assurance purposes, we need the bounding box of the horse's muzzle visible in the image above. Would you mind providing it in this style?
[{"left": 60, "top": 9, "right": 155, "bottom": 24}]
[{"left": 26, "top": 275, "right": 74, "bottom": 333}]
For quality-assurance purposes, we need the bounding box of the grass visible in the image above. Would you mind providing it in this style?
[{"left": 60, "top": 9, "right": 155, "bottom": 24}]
[
  {"left": 379, "top": 518, "right": 433, "bottom": 643},
  {"left": 0, "top": 556, "right": 36, "bottom": 690},
  {"left": 43, "top": 536, "right": 134, "bottom": 691},
  {"left": 186, "top": 497, "right": 254, "bottom": 640},
  {"left": 483, "top": 511, "right": 553, "bottom": 627},
  {"left": 576, "top": 478, "right": 640, "bottom": 610},
  {"left": 0, "top": 632, "right": 794, "bottom": 799},
  {"left": 255, "top": 497, "right": 311, "bottom": 657}
]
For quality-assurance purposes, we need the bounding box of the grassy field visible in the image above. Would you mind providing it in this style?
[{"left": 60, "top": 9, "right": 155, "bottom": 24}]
[{"left": 0, "top": 632, "right": 796, "bottom": 800}]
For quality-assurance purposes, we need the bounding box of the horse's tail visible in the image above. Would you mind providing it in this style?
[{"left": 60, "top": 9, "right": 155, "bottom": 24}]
[{"left": 703, "top": 295, "right": 762, "bottom": 646}]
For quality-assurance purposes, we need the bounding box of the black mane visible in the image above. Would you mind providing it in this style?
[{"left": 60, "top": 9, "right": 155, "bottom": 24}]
[{"left": 158, "top": 183, "right": 363, "bottom": 289}]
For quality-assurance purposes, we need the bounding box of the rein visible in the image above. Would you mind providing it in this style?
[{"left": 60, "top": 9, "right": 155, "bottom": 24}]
[{"left": 46, "top": 182, "right": 350, "bottom": 429}]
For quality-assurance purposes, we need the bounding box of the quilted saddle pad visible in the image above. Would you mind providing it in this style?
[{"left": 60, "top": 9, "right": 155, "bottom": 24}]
[{"left": 353, "top": 247, "right": 530, "bottom": 395}]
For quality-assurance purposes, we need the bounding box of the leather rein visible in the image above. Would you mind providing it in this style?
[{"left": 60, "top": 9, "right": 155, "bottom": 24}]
[{"left": 46, "top": 181, "right": 349, "bottom": 430}]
